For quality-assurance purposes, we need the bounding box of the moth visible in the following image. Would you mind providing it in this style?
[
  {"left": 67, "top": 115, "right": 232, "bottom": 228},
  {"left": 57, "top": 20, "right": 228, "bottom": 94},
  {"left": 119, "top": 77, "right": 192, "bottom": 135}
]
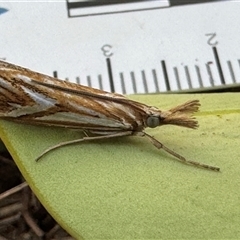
[{"left": 0, "top": 60, "right": 220, "bottom": 171}]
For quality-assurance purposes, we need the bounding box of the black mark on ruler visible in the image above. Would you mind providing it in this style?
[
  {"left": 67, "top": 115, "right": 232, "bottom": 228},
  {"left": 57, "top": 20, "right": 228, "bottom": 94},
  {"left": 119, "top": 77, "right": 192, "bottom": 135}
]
[
  {"left": 227, "top": 61, "right": 236, "bottom": 83},
  {"left": 161, "top": 60, "right": 170, "bottom": 91},
  {"left": 173, "top": 67, "right": 181, "bottom": 90},
  {"left": 98, "top": 75, "right": 103, "bottom": 90},
  {"left": 206, "top": 62, "right": 214, "bottom": 86},
  {"left": 130, "top": 71, "right": 137, "bottom": 93},
  {"left": 87, "top": 76, "right": 91, "bottom": 87},
  {"left": 184, "top": 66, "right": 192, "bottom": 89},
  {"left": 141, "top": 70, "right": 148, "bottom": 93},
  {"left": 53, "top": 71, "right": 58, "bottom": 78},
  {"left": 106, "top": 58, "right": 115, "bottom": 92},
  {"left": 212, "top": 47, "right": 225, "bottom": 84},
  {"left": 76, "top": 76, "right": 80, "bottom": 84},
  {"left": 152, "top": 69, "right": 159, "bottom": 92},
  {"left": 195, "top": 65, "right": 203, "bottom": 88},
  {"left": 120, "top": 72, "right": 126, "bottom": 94}
]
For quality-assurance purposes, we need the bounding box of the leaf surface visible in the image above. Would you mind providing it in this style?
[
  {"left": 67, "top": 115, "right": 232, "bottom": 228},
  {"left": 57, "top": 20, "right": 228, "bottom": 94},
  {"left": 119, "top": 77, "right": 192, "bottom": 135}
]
[{"left": 0, "top": 93, "right": 240, "bottom": 239}]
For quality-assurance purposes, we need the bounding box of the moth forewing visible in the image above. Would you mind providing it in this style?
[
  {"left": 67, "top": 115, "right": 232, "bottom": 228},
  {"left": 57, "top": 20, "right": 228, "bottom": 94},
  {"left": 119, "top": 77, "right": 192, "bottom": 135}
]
[{"left": 0, "top": 60, "right": 220, "bottom": 171}]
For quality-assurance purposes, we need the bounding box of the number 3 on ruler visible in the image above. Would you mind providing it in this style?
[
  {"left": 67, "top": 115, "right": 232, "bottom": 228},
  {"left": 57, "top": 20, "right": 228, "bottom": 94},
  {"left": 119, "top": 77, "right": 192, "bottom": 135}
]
[{"left": 101, "top": 44, "right": 113, "bottom": 57}]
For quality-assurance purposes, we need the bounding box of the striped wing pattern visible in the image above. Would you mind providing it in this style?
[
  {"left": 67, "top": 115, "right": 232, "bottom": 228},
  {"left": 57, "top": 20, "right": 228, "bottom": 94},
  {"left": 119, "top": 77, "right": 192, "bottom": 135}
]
[{"left": 0, "top": 61, "right": 148, "bottom": 132}]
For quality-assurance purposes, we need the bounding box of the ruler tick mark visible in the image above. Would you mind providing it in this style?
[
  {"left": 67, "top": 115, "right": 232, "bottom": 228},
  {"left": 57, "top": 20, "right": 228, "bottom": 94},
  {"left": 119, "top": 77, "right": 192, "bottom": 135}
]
[
  {"left": 98, "top": 75, "right": 103, "bottom": 90},
  {"left": 173, "top": 67, "right": 181, "bottom": 90},
  {"left": 184, "top": 66, "right": 192, "bottom": 89},
  {"left": 152, "top": 69, "right": 160, "bottom": 92},
  {"left": 76, "top": 76, "right": 80, "bottom": 84},
  {"left": 87, "top": 76, "right": 91, "bottom": 87},
  {"left": 195, "top": 65, "right": 203, "bottom": 88},
  {"left": 130, "top": 71, "right": 137, "bottom": 94},
  {"left": 212, "top": 47, "right": 225, "bottom": 84},
  {"left": 206, "top": 63, "right": 214, "bottom": 86},
  {"left": 120, "top": 72, "right": 126, "bottom": 94},
  {"left": 53, "top": 71, "right": 58, "bottom": 78},
  {"left": 141, "top": 70, "right": 148, "bottom": 93},
  {"left": 227, "top": 61, "right": 236, "bottom": 83},
  {"left": 161, "top": 60, "right": 170, "bottom": 91},
  {"left": 106, "top": 58, "right": 115, "bottom": 92}
]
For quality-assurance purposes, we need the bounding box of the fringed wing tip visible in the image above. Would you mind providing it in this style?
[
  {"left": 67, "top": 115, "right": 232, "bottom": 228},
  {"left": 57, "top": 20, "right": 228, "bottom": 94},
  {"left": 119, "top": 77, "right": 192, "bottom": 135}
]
[
  {"left": 169, "top": 100, "right": 201, "bottom": 114},
  {"left": 161, "top": 100, "right": 200, "bottom": 129},
  {"left": 184, "top": 117, "right": 199, "bottom": 129}
]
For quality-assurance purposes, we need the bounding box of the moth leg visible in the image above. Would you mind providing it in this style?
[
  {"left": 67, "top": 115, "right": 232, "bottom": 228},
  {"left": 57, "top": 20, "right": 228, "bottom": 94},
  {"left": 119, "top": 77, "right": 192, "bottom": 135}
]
[
  {"left": 36, "top": 131, "right": 132, "bottom": 162},
  {"left": 137, "top": 132, "right": 220, "bottom": 172}
]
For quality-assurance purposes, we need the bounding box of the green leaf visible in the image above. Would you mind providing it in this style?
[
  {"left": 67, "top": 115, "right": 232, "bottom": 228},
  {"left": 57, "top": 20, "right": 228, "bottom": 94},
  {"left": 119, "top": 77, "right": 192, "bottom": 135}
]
[{"left": 0, "top": 93, "right": 240, "bottom": 239}]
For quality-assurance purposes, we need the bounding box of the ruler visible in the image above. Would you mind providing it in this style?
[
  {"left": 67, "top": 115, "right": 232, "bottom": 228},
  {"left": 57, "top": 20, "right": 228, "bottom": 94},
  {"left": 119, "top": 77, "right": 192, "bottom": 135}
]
[
  {"left": 62, "top": 0, "right": 240, "bottom": 94},
  {"left": 1, "top": 0, "right": 240, "bottom": 94}
]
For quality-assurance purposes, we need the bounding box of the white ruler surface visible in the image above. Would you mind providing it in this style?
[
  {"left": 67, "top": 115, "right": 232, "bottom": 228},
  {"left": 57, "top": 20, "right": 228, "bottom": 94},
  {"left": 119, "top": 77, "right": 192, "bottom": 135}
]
[
  {"left": 1, "top": 0, "right": 240, "bottom": 94},
  {"left": 66, "top": 0, "right": 240, "bottom": 93}
]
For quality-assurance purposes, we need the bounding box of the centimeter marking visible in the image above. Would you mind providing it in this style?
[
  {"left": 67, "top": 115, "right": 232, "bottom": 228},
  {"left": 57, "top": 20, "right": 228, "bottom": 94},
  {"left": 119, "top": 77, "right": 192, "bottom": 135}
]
[
  {"left": 103, "top": 46, "right": 238, "bottom": 93},
  {"left": 213, "top": 46, "right": 225, "bottom": 85},
  {"left": 54, "top": 40, "right": 240, "bottom": 94},
  {"left": 106, "top": 58, "right": 115, "bottom": 92}
]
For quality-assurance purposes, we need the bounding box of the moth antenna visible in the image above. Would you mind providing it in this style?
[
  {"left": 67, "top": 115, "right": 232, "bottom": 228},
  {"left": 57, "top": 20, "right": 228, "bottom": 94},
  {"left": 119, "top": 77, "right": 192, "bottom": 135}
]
[{"left": 160, "top": 100, "right": 200, "bottom": 129}]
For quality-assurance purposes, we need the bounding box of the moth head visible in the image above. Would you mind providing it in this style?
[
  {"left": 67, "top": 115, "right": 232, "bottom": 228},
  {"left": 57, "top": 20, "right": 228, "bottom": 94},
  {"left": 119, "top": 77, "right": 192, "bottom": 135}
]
[{"left": 146, "top": 114, "right": 164, "bottom": 128}]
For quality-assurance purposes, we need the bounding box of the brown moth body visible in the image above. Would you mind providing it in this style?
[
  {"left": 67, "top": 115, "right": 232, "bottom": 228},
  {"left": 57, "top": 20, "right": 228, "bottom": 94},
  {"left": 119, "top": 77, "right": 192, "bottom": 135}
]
[{"left": 0, "top": 60, "right": 219, "bottom": 171}]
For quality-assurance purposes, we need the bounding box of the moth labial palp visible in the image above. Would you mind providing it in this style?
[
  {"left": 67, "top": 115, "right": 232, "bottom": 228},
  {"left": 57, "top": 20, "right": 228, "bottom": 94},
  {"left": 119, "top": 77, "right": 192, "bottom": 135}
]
[{"left": 0, "top": 60, "right": 220, "bottom": 171}]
